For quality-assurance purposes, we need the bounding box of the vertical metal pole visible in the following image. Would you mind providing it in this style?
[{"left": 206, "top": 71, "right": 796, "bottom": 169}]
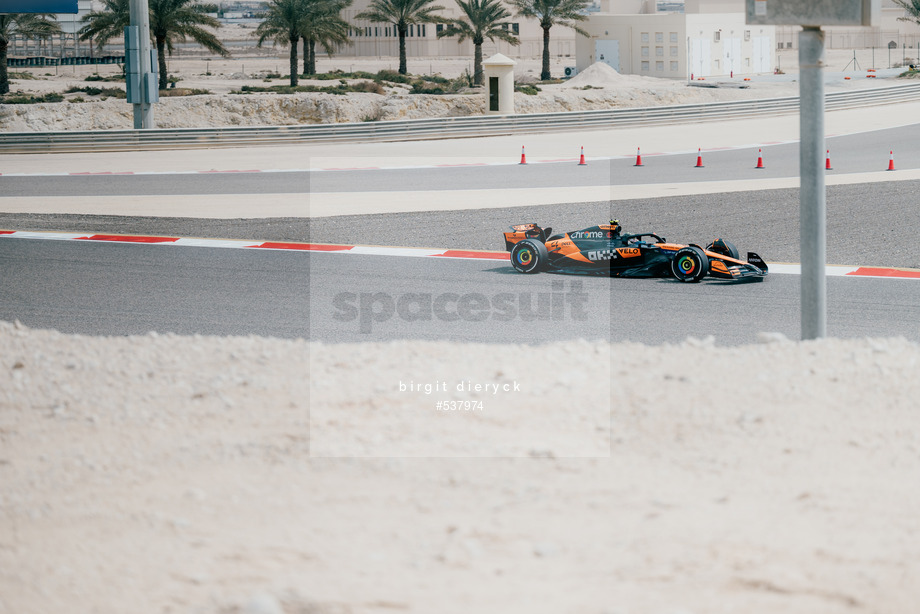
[
  {"left": 799, "top": 26, "right": 826, "bottom": 340},
  {"left": 129, "top": 0, "right": 154, "bottom": 129}
]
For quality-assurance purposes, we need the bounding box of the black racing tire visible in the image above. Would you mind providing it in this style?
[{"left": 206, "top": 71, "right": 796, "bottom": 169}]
[
  {"left": 706, "top": 238, "right": 740, "bottom": 260},
  {"left": 510, "top": 239, "right": 547, "bottom": 274},
  {"left": 671, "top": 246, "right": 709, "bottom": 282}
]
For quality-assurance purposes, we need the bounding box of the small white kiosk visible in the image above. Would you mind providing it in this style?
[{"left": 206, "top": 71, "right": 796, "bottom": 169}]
[{"left": 482, "top": 54, "right": 516, "bottom": 115}]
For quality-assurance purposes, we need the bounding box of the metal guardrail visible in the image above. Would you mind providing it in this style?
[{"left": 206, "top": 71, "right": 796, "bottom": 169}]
[{"left": 2, "top": 82, "right": 918, "bottom": 154}]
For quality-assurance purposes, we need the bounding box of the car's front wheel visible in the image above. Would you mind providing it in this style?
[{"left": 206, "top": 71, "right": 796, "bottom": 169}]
[
  {"left": 510, "top": 239, "right": 547, "bottom": 274},
  {"left": 671, "top": 246, "right": 709, "bottom": 282}
]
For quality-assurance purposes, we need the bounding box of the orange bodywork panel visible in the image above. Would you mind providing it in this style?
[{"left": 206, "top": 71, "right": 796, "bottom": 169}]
[
  {"left": 657, "top": 243, "right": 686, "bottom": 251},
  {"left": 704, "top": 250, "right": 748, "bottom": 266},
  {"left": 547, "top": 236, "right": 591, "bottom": 263}
]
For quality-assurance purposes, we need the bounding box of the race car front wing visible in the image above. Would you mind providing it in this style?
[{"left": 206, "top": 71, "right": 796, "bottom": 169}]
[{"left": 709, "top": 252, "right": 769, "bottom": 281}]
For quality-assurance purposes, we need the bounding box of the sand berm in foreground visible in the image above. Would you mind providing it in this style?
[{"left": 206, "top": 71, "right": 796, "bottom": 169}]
[{"left": 2, "top": 320, "right": 919, "bottom": 613}]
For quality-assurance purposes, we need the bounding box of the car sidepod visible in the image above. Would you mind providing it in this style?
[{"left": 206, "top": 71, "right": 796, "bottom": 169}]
[
  {"left": 543, "top": 227, "right": 616, "bottom": 274},
  {"left": 608, "top": 245, "right": 673, "bottom": 278}
]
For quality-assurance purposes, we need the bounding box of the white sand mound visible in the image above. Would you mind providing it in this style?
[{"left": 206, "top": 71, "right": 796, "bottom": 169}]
[
  {"left": 3, "top": 320, "right": 920, "bottom": 613},
  {"left": 562, "top": 61, "right": 628, "bottom": 88}
]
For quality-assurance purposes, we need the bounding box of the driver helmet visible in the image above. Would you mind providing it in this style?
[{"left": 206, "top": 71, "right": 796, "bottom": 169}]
[{"left": 609, "top": 219, "right": 621, "bottom": 236}]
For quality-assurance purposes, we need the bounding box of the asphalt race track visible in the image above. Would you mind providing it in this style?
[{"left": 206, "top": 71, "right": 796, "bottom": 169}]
[
  {"left": 2, "top": 119, "right": 920, "bottom": 345},
  {"left": 3, "top": 179, "right": 919, "bottom": 269},
  {"left": 1, "top": 238, "right": 919, "bottom": 345},
  {"left": 2, "top": 123, "right": 919, "bottom": 197}
]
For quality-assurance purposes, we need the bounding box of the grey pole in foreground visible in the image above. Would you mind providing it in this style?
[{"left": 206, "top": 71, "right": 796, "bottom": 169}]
[
  {"left": 799, "top": 26, "right": 826, "bottom": 339},
  {"left": 129, "top": 0, "right": 154, "bottom": 129}
]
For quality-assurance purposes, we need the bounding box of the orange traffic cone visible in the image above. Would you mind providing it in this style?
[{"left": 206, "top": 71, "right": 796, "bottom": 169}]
[
  {"left": 634, "top": 147, "right": 643, "bottom": 167},
  {"left": 519, "top": 146, "right": 527, "bottom": 165},
  {"left": 755, "top": 148, "right": 764, "bottom": 169},
  {"left": 825, "top": 150, "right": 833, "bottom": 170},
  {"left": 578, "top": 146, "right": 587, "bottom": 166},
  {"left": 887, "top": 150, "right": 895, "bottom": 171},
  {"left": 694, "top": 148, "right": 704, "bottom": 168}
]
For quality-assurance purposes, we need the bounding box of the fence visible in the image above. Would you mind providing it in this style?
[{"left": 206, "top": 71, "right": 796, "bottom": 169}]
[
  {"left": 775, "top": 26, "right": 920, "bottom": 51},
  {"left": 6, "top": 56, "right": 125, "bottom": 67}
]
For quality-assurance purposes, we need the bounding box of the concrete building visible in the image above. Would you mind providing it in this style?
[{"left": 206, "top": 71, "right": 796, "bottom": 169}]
[
  {"left": 337, "top": 3, "right": 577, "bottom": 65},
  {"left": 774, "top": 0, "right": 920, "bottom": 50},
  {"left": 576, "top": 0, "right": 775, "bottom": 79},
  {"left": 335, "top": 0, "right": 919, "bottom": 70}
]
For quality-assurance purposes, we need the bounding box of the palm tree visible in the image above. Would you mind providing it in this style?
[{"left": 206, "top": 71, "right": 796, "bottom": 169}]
[
  {"left": 356, "top": 0, "right": 446, "bottom": 75},
  {"left": 0, "top": 13, "right": 62, "bottom": 95},
  {"left": 893, "top": 0, "right": 920, "bottom": 26},
  {"left": 509, "top": 0, "right": 588, "bottom": 80},
  {"left": 437, "top": 0, "right": 519, "bottom": 85},
  {"left": 300, "top": 0, "right": 352, "bottom": 75},
  {"left": 80, "top": 0, "right": 229, "bottom": 91},
  {"left": 78, "top": 0, "right": 128, "bottom": 56},
  {"left": 255, "top": 0, "right": 306, "bottom": 85}
]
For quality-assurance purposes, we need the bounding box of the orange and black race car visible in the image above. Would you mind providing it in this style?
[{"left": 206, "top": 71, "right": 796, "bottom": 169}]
[{"left": 503, "top": 220, "right": 768, "bottom": 282}]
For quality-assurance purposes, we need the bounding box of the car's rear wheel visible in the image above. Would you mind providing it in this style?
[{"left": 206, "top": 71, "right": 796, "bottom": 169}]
[
  {"left": 706, "top": 238, "right": 740, "bottom": 260},
  {"left": 671, "top": 246, "right": 709, "bottom": 282},
  {"left": 510, "top": 239, "right": 547, "bottom": 274}
]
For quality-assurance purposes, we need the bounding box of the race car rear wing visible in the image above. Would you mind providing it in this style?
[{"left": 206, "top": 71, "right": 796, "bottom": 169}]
[{"left": 503, "top": 224, "right": 552, "bottom": 251}]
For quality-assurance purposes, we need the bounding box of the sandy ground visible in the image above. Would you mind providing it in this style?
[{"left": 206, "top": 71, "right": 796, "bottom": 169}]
[
  {"left": 7, "top": 46, "right": 914, "bottom": 94},
  {"left": 3, "top": 59, "right": 794, "bottom": 132},
  {"left": 2, "top": 321, "right": 920, "bottom": 613},
  {"left": 4, "top": 48, "right": 915, "bottom": 132},
  {"left": 4, "top": 54, "right": 570, "bottom": 97}
]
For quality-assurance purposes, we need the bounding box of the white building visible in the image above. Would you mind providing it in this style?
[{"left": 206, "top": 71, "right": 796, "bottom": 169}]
[
  {"left": 338, "top": 4, "right": 576, "bottom": 63},
  {"left": 336, "top": 0, "right": 920, "bottom": 68},
  {"left": 774, "top": 0, "right": 920, "bottom": 50},
  {"left": 576, "top": 0, "right": 775, "bottom": 79}
]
